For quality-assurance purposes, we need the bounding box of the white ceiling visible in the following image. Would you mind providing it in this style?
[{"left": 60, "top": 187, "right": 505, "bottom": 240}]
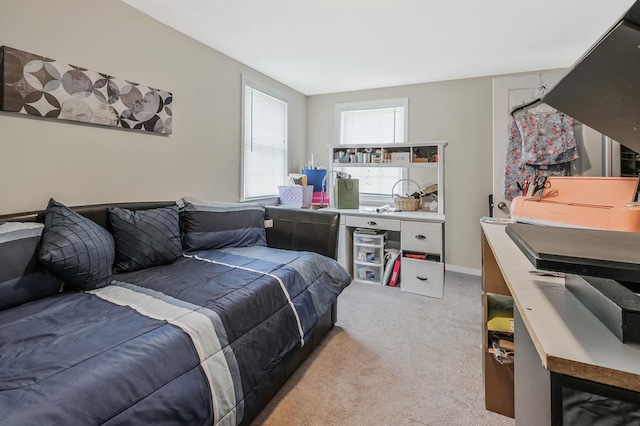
[{"left": 122, "top": 0, "right": 636, "bottom": 96}]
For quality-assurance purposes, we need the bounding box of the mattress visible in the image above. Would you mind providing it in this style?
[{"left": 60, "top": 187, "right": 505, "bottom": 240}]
[{"left": 0, "top": 246, "right": 351, "bottom": 425}]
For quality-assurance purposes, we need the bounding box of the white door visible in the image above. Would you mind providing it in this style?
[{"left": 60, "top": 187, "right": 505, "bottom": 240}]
[{"left": 492, "top": 72, "right": 563, "bottom": 218}]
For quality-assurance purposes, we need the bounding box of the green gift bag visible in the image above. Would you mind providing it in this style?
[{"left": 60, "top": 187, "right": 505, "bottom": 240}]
[{"left": 335, "top": 178, "right": 359, "bottom": 209}]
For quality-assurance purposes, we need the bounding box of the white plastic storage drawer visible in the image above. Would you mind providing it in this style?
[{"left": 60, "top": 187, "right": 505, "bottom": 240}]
[
  {"left": 401, "top": 221, "right": 442, "bottom": 254},
  {"left": 401, "top": 258, "right": 444, "bottom": 298},
  {"left": 354, "top": 263, "right": 384, "bottom": 284},
  {"left": 346, "top": 216, "right": 400, "bottom": 231},
  {"left": 353, "top": 233, "right": 385, "bottom": 246},
  {"left": 354, "top": 245, "right": 384, "bottom": 265}
]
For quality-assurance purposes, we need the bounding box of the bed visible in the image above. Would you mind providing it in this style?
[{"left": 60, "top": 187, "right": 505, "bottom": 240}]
[{"left": 0, "top": 200, "right": 351, "bottom": 425}]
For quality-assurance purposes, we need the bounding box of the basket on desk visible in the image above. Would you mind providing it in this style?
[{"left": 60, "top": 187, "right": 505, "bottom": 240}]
[{"left": 391, "top": 179, "right": 421, "bottom": 211}]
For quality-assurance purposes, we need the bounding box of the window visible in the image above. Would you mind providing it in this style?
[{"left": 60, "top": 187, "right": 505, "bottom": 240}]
[
  {"left": 335, "top": 98, "right": 408, "bottom": 199},
  {"left": 242, "top": 80, "right": 288, "bottom": 200}
]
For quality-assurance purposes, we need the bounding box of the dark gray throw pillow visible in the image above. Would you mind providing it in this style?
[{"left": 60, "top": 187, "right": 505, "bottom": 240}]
[
  {"left": 178, "top": 197, "right": 267, "bottom": 252},
  {"left": 0, "top": 222, "right": 61, "bottom": 310},
  {"left": 39, "top": 199, "right": 115, "bottom": 290},
  {"left": 108, "top": 205, "right": 182, "bottom": 273}
]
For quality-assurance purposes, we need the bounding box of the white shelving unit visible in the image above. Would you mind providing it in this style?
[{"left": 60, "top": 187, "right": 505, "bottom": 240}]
[
  {"left": 352, "top": 230, "right": 386, "bottom": 285},
  {"left": 327, "top": 141, "right": 447, "bottom": 298},
  {"left": 327, "top": 141, "right": 447, "bottom": 215}
]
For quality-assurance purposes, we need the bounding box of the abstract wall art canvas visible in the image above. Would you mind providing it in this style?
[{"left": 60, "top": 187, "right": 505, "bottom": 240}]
[{"left": 0, "top": 46, "right": 172, "bottom": 134}]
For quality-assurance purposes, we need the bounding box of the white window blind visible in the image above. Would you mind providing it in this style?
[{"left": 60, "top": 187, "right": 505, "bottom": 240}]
[
  {"left": 243, "top": 84, "right": 288, "bottom": 200},
  {"left": 337, "top": 99, "right": 407, "bottom": 197},
  {"left": 340, "top": 106, "right": 405, "bottom": 144}
]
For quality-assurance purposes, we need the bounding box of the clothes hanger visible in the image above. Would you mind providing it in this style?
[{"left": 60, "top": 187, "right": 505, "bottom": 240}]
[
  {"left": 509, "top": 97, "right": 543, "bottom": 117},
  {"left": 509, "top": 75, "right": 553, "bottom": 117}
]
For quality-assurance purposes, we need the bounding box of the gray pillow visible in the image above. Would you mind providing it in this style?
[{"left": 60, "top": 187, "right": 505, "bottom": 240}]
[
  {"left": 108, "top": 205, "right": 182, "bottom": 273},
  {"left": 0, "top": 222, "right": 61, "bottom": 310},
  {"left": 178, "top": 197, "right": 267, "bottom": 252},
  {"left": 39, "top": 199, "right": 115, "bottom": 290}
]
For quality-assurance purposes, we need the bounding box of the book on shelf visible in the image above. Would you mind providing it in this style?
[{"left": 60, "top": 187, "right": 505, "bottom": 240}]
[
  {"left": 383, "top": 249, "right": 400, "bottom": 285},
  {"left": 389, "top": 258, "right": 401, "bottom": 287},
  {"left": 404, "top": 253, "right": 427, "bottom": 260}
]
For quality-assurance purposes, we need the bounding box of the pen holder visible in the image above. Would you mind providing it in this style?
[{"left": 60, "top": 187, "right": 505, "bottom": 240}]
[{"left": 392, "top": 179, "right": 421, "bottom": 211}]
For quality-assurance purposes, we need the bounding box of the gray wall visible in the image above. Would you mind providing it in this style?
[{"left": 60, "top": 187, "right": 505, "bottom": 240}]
[
  {"left": 1, "top": 0, "right": 508, "bottom": 270},
  {"left": 307, "top": 78, "right": 494, "bottom": 270},
  {"left": 0, "top": 0, "right": 307, "bottom": 215}
]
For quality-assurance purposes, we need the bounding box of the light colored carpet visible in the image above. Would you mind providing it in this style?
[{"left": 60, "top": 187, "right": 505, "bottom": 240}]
[{"left": 251, "top": 271, "right": 516, "bottom": 426}]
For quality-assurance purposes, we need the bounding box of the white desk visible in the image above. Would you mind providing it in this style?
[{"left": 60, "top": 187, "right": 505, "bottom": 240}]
[
  {"left": 320, "top": 207, "right": 444, "bottom": 222},
  {"left": 322, "top": 207, "right": 445, "bottom": 297}
]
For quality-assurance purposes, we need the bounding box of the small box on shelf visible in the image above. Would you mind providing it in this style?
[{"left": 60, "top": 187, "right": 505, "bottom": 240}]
[{"left": 390, "top": 152, "right": 410, "bottom": 164}]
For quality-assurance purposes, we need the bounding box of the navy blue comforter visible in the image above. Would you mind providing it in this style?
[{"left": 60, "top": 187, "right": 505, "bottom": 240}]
[{"left": 0, "top": 246, "right": 350, "bottom": 425}]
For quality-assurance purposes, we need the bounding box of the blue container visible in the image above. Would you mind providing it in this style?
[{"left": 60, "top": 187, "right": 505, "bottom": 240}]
[{"left": 302, "top": 169, "right": 327, "bottom": 192}]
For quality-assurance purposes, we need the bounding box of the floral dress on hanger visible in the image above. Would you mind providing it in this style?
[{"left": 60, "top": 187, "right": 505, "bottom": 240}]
[{"left": 504, "top": 112, "right": 578, "bottom": 199}]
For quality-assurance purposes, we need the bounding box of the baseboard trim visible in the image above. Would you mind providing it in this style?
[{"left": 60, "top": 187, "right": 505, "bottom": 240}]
[{"left": 445, "top": 264, "right": 481, "bottom": 276}]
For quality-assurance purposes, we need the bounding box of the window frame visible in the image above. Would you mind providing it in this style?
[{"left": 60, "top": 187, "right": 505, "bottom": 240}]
[
  {"left": 240, "top": 76, "right": 289, "bottom": 203},
  {"left": 334, "top": 98, "right": 409, "bottom": 204}
]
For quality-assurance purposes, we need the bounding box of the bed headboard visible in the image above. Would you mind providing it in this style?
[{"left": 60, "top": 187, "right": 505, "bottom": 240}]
[
  {"left": 0, "top": 202, "right": 175, "bottom": 229},
  {"left": 0, "top": 202, "right": 341, "bottom": 260},
  {"left": 264, "top": 207, "right": 340, "bottom": 260}
]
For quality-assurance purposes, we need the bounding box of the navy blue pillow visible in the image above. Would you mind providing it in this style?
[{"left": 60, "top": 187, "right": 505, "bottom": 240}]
[
  {"left": 178, "top": 197, "right": 267, "bottom": 251},
  {"left": 39, "top": 199, "right": 115, "bottom": 290},
  {"left": 0, "top": 222, "right": 61, "bottom": 310},
  {"left": 108, "top": 205, "right": 182, "bottom": 273}
]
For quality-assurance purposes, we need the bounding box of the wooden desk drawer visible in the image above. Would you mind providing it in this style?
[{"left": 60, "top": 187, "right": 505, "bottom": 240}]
[
  {"left": 401, "top": 221, "right": 442, "bottom": 254},
  {"left": 345, "top": 215, "right": 400, "bottom": 231},
  {"left": 401, "top": 258, "right": 444, "bottom": 298}
]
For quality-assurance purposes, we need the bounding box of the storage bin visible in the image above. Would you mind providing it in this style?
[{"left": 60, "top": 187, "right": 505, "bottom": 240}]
[
  {"left": 355, "top": 246, "right": 383, "bottom": 264},
  {"left": 353, "top": 233, "right": 386, "bottom": 246},
  {"left": 390, "top": 152, "right": 411, "bottom": 164},
  {"left": 353, "top": 230, "right": 386, "bottom": 284},
  {"left": 278, "top": 185, "right": 314, "bottom": 207},
  {"left": 355, "top": 264, "right": 383, "bottom": 283}
]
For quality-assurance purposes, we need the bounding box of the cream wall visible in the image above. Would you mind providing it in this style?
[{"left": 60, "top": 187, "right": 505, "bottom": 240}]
[
  {"left": 0, "top": 0, "right": 307, "bottom": 215},
  {"left": 306, "top": 79, "right": 494, "bottom": 270},
  {"left": 0, "top": 1, "right": 548, "bottom": 271}
]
